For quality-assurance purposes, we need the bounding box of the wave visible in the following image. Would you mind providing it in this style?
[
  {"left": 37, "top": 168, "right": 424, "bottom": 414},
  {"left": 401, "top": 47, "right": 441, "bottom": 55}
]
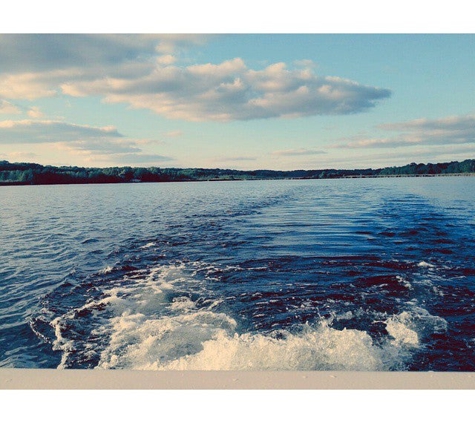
[
  {"left": 34, "top": 254, "right": 451, "bottom": 371},
  {"left": 95, "top": 315, "right": 408, "bottom": 371},
  {"left": 93, "top": 303, "right": 446, "bottom": 371}
]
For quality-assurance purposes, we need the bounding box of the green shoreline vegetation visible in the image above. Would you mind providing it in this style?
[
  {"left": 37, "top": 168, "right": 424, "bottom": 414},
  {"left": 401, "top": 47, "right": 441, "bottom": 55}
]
[{"left": 1, "top": 159, "right": 474, "bottom": 186}]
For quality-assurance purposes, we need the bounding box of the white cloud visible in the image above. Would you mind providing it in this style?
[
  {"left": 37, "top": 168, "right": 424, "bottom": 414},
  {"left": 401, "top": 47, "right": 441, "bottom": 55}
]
[
  {"left": 133, "top": 139, "right": 166, "bottom": 146},
  {"left": 271, "top": 148, "right": 327, "bottom": 156},
  {"left": 154, "top": 34, "right": 209, "bottom": 54},
  {"left": 0, "top": 100, "right": 21, "bottom": 114},
  {"left": 0, "top": 120, "right": 123, "bottom": 144},
  {"left": 64, "top": 59, "right": 390, "bottom": 121},
  {"left": 337, "top": 114, "right": 475, "bottom": 149},
  {"left": 0, "top": 35, "right": 391, "bottom": 122},
  {"left": 338, "top": 137, "right": 411, "bottom": 148},
  {"left": 0, "top": 34, "right": 205, "bottom": 101},
  {"left": 0, "top": 70, "right": 76, "bottom": 100},
  {"left": 60, "top": 139, "right": 140, "bottom": 155},
  {"left": 0, "top": 119, "right": 174, "bottom": 165},
  {"left": 58, "top": 141, "right": 173, "bottom": 166},
  {"left": 156, "top": 55, "right": 177, "bottom": 65},
  {"left": 27, "top": 106, "right": 44, "bottom": 118},
  {"left": 164, "top": 130, "right": 183, "bottom": 138},
  {"left": 294, "top": 59, "right": 317, "bottom": 68},
  {"left": 0, "top": 34, "right": 205, "bottom": 73},
  {"left": 378, "top": 114, "right": 475, "bottom": 145},
  {"left": 380, "top": 114, "right": 475, "bottom": 132}
]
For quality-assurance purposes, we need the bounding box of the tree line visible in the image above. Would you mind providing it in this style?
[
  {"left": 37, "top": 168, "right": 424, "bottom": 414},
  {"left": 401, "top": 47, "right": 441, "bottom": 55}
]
[{"left": 0, "top": 159, "right": 474, "bottom": 186}]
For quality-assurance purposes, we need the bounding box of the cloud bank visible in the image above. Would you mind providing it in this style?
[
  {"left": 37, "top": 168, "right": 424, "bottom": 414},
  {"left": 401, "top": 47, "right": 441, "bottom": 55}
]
[
  {"left": 0, "top": 120, "right": 172, "bottom": 165},
  {"left": 0, "top": 120, "right": 123, "bottom": 144},
  {"left": 379, "top": 115, "right": 475, "bottom": 145},
  {"left": 63, "top": 59, "right": 391, "bottom": 121},
  {"left": 0, "top": 34, "right": 205, "bottom": 73},
  {"left": 339, "top": 114, "right": 475, "bottom": 149},
  {"left": 0, "top": 35, "right": 391, "bottom": 122}
]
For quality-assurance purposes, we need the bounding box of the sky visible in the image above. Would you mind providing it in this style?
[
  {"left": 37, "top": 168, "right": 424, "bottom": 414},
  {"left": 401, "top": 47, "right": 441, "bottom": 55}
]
[{"left": 1, "top": 17, "right": 474, "bottom": 171}]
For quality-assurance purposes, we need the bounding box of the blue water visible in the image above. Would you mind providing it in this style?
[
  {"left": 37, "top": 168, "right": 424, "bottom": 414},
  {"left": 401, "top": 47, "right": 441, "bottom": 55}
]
[{"left": 1, "top": 177, "right": 475, "bottom": 370}]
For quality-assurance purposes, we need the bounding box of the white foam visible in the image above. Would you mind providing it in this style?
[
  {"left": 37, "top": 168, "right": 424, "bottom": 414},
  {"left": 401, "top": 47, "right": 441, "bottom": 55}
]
[
  {"left": 96, "top": 310, "right": 238, "bottom": 370},
  {"left": 335, "top": 311, "right": 354, "bottom": 321},
  {"left": 98, "top": 265, "right": 114, "bottom": 274},
  {"left": 170, "top": 296, "right": 196, "bottom": 311},
  {"left": 140, "top": 242, "right": 156, "bottom": 249},
  {"left": 397, "top": 275, "right": 413, "bottom": 290},
  {"left": 51, "top": 316, "right": 76, "bottom": 369},
  {"left": 96, "top": 317, "right": 389, "bottom": 371},
  {"left": 50, "top": 262, "right": 193, "bottom": 368},
  {"left": 384, "top": 307, "right": 447, "bottom": 351},
  {"left": 51, "top": 261, "right": 449, "bottom": 372},
  {"left": 96, "top": 287, "right": 451, "bottom": 371},
  {"left": 167, "top": 324, "right": 390, "bottom": 371},
  {"left": 418, "top": 261, "right": 435, "bottom": 268},
  {"left": 50, "top": 291, "right": 122, "bottom": 369},
  {"left": 89, "top": 262, "right": 435, "bottom": 371},
  {"left": 90, "top": 264, "right": 393, "bottom": 371},
  {"left": 385, "top": 312, "right": 419, "bottom": 346}
]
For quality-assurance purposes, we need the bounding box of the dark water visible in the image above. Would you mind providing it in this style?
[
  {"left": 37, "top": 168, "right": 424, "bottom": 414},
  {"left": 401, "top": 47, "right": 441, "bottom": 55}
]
[{"left": 1, "top": 177, "right": 474, "bottom": 370}]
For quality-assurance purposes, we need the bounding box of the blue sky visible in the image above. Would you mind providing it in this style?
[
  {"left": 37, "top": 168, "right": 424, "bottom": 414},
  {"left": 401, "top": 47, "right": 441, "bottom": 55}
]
[{"left": 1, "top": 31, "right": 474, "bottom": 170}]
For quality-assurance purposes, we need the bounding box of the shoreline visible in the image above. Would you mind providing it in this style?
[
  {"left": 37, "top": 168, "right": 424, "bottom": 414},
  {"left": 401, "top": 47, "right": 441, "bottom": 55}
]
[
  {"left": 1, "top": 173, "right": 475, "bottom": 187},
  {"left": 2, "top": 158, "right": 475, "bottom": 186}
]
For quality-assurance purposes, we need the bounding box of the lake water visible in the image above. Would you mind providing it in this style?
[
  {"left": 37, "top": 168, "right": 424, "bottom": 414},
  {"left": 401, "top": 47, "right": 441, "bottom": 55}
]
[{"left": 1, "top": 177, "right": 475, "bottom": 371}]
